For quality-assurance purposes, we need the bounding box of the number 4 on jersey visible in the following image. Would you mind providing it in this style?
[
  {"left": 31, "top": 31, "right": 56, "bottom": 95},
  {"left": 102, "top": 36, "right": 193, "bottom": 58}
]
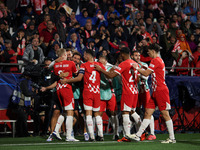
[{"left": 89, "top": 71, "right": 96, "bottom": 83}]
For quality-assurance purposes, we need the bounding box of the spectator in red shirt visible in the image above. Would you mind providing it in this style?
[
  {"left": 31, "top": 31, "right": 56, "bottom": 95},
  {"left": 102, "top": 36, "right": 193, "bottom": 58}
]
[
  {"left": 12, "top": 29, "right": 26, "bottom": 61},
  {"left": 0, "top": 39, "right": 18, "bottom": 72},
  {"left": 193, "top": 44, "right": 200, "bottom": 76},
  {"left": 40, "top": 20, "right": 57, "bottom": 47},
  {"left": 38, "top": 14, "right": 51, "bottom": 34},
  {"left": 176, "top": 50, "right": 190, "bottom": 76},
  {"left": 140, "top": 25, "right": 153, "bottom": 43}
]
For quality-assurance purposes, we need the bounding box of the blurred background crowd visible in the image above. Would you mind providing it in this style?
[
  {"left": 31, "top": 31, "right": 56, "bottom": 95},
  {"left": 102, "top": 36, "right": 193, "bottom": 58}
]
[{"left": 0, "top": 0, "right": 200, "bottom": 76}]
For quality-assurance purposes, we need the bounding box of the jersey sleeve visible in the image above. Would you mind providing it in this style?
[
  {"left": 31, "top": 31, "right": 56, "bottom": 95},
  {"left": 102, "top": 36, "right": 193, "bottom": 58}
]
[
  {"left": 98, "top": 62, "right": 106, "bottom": 71},
  {"left": 71, "top": 61, "right": 77, "bottom": 73},
  {"left": 148, "top": 59, "right": 157, "bottom": 72},
  {"left": 142, "top": 63, "right": 148, "bottom": 69},
  {"left": 114, "top": 62, "right": 125, "bottom": 75},
  {"left": 79, "top": 63, "right": 85, "bottom": 74}
]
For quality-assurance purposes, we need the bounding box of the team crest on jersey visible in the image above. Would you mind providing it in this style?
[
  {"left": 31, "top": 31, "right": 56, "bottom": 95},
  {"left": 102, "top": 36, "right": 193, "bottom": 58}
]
[{"left": 90, "top": 65, "right": 94, "bottom": 67}]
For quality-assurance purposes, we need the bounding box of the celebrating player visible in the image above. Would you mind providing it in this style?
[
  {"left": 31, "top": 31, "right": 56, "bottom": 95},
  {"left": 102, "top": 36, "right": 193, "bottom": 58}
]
[
  {"left": 42, "top": 48, "right": 79, "bottom": 142},
  {"left": 98, "top": 55, "right": 119, "bottom": 140},
  {"left": 132, "top": 51, "right": 156, "bottom": 141},
  {"left": 127, "top": 44, "right": 176, "bottom": 143},
  {"left": 61, "top": 49, "right": 105, "bottom": 141},
  {"left": 95, "top": 47, "right": 139, "bottom": 139}
]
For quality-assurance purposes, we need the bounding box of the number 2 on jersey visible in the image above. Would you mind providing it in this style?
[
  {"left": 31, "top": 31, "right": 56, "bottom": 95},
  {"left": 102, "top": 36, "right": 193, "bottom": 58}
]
[
  {"left": 89, "top": 71, "right": 96, "bottom": 83},
  {"left": 129, "top": 70, "right": 134, "bottom": 82}
]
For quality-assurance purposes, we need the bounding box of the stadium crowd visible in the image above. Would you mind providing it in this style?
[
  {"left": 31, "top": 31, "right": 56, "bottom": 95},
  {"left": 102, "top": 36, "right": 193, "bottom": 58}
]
[{"left": 0, "top": 0, "right": 200, "bottom": 144}]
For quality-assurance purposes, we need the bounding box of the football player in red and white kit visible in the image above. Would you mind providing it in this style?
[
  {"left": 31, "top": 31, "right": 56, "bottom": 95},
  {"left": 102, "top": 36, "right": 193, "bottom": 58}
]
[
  {"left": 98, "top": 56, "right": 119, "bottom": 140},
  {"left": 132, "top": 51, "right": 156, "bottom": 141},
  {"left": 42, "top": 48, "right": 79, "bottom": 141},
  {"left": 61, "top": 49, "right": 105, "bottom": 141},
  {"left": 95, "top": 47, "right": 139, "bottom": 138},
  {"left": 128, "top": 44, "right": 176, "bottom": 143}
]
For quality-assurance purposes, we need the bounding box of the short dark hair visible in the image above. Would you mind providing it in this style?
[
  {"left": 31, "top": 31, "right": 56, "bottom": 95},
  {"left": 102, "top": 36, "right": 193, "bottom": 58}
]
[
  {"left": 120, "top": 47, "right": 130, "bottom": 54},
  {"left": 132, "top": 50, "right": 140, "bottom": 55},
  {"left": 66, "top": 48, "right": 72, "bottom": 52},
  {"left": 148, "top": 44, "right": 160, "bottom": 52},
  {"left": 44, "top": 57, "right": 53, "bottom": 62},
  {"left": 98, "top": 55, "right": 107, "bottom": 61},
  {"left": 73, "top": 51, "right": 82, "bottom": 58},
  {"left": 85, "top": 49, "right": 95, "bottom": 57}
]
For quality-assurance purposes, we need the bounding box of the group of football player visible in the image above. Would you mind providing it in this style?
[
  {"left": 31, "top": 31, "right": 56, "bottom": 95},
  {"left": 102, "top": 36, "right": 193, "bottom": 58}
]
[{"left": 40, "top": 43, "right": 176, "bottom": 144}]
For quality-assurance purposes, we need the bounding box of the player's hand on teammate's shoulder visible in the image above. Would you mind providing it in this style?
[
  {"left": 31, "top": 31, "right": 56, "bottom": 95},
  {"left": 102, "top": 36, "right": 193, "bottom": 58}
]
[
  {"left": 94, "top": 64, "right": 102, "bottom": 71},
  {"left": 137, "top": 61, "right": 143, "bottom": 66},
  {"left": 109, "top": 67, "right": 115, "bottom": 73},
  {"left": 132, "top": 63, "right": 139, "bottom": 70}
]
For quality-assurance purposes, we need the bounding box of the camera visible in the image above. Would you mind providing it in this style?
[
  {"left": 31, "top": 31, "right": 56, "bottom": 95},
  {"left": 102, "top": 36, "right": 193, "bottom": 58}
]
[{"left": 22, "top": 63, "right": 44, "bottom": 86}]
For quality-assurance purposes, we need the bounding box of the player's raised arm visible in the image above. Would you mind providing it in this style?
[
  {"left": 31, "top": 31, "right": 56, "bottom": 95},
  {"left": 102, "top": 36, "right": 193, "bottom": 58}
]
[
  {"left": 94, "top": 65, "right": 118, "bottom": 78},
  {"left": 132, "top": 63, "right": 152, "bottom": 77}
]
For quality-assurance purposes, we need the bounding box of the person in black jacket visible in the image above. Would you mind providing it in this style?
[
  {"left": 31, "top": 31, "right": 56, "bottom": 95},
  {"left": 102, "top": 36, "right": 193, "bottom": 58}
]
[
  {"left": 15, "top": 73, "right": 40, "bottom": 137},
  {"left": 15, "top": 63, "right": 43, "bottom": 137}
]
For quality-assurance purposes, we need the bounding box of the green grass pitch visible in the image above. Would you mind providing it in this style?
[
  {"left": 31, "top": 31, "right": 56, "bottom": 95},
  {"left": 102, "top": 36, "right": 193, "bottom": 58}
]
[{"left": 0, "top": 133, "right": 200, "bottom": 150}]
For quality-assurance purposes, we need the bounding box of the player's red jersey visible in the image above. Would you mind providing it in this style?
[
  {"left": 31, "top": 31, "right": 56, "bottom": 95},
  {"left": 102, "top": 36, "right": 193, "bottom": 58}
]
[
  {"left": 54, "top": 60, "right": 77, "bottom": 90},
  {"left": 114, "top": 59, "right": 139, "bottom": 95},
  {"left": 79, "top": 61, "right": 105, "bottom": 94},
  {"left": 148, "top": 57, "right": 167, "bottom": 92}
]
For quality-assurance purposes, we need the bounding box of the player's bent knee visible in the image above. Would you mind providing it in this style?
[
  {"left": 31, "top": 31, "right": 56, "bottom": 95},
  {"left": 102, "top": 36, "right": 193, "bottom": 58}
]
[
  {"left": 161, "top": 110, "right": 171, "bottom": 121},
  {"left": 144, "top": 109, "right": 154, "bottom": 119}
]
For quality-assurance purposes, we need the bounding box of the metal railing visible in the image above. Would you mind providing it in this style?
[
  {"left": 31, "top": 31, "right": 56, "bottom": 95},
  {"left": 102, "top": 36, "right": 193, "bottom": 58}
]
[
  {"left": 0, "top": 63, "right": 26, "bottom": 66},
  {"left": 0, "top": 63, "right": 200, "bottom": 76},
  {"left": 165, "top": 67, "right": 200, "bottom": 76}
]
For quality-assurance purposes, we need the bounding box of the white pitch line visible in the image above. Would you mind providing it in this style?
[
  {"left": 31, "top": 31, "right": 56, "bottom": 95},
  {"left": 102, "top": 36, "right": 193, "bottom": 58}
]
[
  {"left": 1, "top": 139, "right": 200, "bottom": 147},
  {"left": 1, "top": 141, "right": 117, "bottom": 147}
]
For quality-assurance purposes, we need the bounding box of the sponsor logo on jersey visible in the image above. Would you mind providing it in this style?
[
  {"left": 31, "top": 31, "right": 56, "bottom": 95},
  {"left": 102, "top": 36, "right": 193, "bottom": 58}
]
[{"left": 63, "top": 64, "right": 69, "bottom": 67}]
